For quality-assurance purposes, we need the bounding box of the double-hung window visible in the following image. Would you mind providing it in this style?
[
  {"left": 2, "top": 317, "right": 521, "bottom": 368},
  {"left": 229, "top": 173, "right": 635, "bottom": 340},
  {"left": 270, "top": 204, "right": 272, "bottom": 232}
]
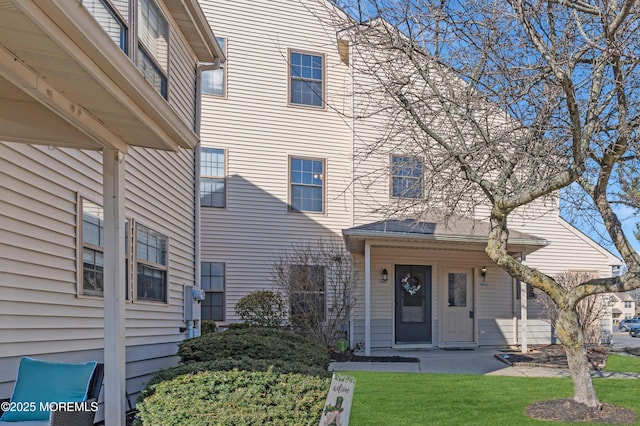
[
  {"left": 83, "top": 0, "right": 128, "bottom": 52},
  {"left": 391, "top": 155, "right": 423, "bottom": 198},
  {"left": 79, "top": 198, "right": 130, "bottom": 298},
  {"left": 200, "top": 147, "right": 226, "bottom": 208},
  {"left": 289, "top": 265, "right": 326, "bottom": 324},
  {"left": 137, "top": 0, "right": 169, "bottom": 97},
  {"left": 202, "top": 37, "right": 226, "bottom": 96},
  {"left": 201, "top": 262, "right": 225, "bottom": 321},
  {"left": 289, "top": 51, "right": 324, "bottom": 107},
  {"left": 290, "top": 157, "right": 324, "bottom": 213},
  {"left": 135, "top": 223, "right": 168, "bottom": 303},
  {"left": 83, "top": 0, "right": 169, "bottom": 98},
  {"left": 81, "top": 199, "right": 105, "bottom": 296}
]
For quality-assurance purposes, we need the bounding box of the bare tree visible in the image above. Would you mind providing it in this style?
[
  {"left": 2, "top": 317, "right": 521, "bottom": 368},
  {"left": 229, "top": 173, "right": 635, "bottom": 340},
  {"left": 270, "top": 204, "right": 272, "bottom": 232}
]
[
  {"left": 537, "top": 272, "right": 611, "bottom": 346},
  {"left": 322, "top": 0, "right": 640, "bottom": 408},
  {"left": 272, "top": 239, "right": 357, "bottom": 348}
]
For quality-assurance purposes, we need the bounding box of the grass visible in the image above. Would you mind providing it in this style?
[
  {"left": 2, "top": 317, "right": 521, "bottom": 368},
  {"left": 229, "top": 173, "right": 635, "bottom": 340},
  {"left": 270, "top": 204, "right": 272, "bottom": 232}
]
[
  {"left": 346, "top": 372, "right": 640, "bottom": 425},
  {"left": 605, "top": 354, "right": 640, "bottom": 373}
]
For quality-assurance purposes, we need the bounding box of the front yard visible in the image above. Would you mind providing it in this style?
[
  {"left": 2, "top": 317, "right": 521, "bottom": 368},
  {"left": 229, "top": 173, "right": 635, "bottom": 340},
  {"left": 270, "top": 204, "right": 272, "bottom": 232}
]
[{"left": 347, "top": 371, "right": 640, "bottom": 425}]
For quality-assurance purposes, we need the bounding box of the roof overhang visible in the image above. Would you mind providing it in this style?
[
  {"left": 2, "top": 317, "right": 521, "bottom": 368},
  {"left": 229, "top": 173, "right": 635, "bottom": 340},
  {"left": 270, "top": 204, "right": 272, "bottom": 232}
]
[
  {"left": 0, "top": 1, "right": 222, "bottom": 152},
  {"left": 343, "top": 219, "right": 548, "bottom": 255}
]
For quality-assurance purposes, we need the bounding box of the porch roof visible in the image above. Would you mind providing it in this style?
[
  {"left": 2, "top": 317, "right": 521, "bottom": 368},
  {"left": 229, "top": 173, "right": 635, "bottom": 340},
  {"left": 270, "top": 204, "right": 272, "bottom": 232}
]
[{"left": 343, "top": 218, "right": 548, "bottom": 255}]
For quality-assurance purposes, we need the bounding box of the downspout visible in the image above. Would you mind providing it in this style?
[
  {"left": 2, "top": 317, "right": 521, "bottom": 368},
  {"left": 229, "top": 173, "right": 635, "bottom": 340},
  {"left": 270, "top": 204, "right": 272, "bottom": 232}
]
[
  {"left": 189, "top": 58, "right": 221, "bottom": 338},
  {"left": 348, "top": 40, "right": 355, "bottom": 350}
]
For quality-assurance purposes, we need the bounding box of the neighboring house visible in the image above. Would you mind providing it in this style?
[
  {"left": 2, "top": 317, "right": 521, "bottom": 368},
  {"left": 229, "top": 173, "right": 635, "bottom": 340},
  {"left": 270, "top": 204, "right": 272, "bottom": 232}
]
[
  {"left": 610, "top": 293, "right": 637, "bottom": 326},
  {"left": 0, "top": 1, "right": 223, "bottom": 423},
  {"left": 197, "top": 0, "right": 622, "bottom": 355}
]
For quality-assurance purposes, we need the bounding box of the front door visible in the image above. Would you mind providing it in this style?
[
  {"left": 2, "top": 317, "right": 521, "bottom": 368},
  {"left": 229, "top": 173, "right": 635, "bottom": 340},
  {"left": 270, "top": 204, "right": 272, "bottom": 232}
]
[
  {"left": 441, "top": 268, "right": 474, "bottom": 343},
  {"left": 395, "top": 265, "right": 432, "bottom": 344}
]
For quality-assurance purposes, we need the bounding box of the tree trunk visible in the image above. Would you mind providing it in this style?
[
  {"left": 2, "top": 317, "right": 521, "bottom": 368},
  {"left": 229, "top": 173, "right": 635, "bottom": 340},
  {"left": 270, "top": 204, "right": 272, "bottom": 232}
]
[{"left": 555, "top": 309, "right": 600, "bottom": 407}]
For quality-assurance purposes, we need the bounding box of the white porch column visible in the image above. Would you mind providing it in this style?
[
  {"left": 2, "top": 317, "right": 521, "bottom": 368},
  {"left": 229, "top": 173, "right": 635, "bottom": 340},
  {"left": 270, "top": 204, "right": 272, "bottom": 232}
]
[
  {"left": 103, "top": 149, "right": 126, "bottom": 426},
  {"left": 364, "top": 242, "right": 371, "bottom": 356},
  {"left": 520, "top": 253, "right": 528, "bottom": 354}
]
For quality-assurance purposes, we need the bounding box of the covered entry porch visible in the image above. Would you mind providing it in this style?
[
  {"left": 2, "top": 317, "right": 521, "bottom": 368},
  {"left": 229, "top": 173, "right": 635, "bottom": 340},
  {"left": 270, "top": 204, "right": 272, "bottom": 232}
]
[{"left": 343, "top": 218, "right": 547, "bottom": 355}]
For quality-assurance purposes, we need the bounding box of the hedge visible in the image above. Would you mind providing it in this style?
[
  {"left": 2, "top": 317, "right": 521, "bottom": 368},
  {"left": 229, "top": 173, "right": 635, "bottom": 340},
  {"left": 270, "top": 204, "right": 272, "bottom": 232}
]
[
  {"left": 178, "top": 327, "right": 330, "bottom": 370},
  {"left": 136, "top": 369, "right": 329, "bottom": 426}
]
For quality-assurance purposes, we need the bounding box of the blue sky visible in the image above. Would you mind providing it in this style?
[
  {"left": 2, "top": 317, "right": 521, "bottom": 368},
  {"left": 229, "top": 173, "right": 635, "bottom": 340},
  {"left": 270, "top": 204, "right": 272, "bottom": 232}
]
[{"left": 568, "top": 204, "right": 640, "bottom": 260}]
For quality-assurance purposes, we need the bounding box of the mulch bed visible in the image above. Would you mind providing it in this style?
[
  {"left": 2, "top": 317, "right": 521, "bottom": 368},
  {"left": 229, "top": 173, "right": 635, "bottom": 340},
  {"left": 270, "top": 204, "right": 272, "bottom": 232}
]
[
  {"left": 499, "top": 344, "right": 608, "bottom": 369},
  {"left": 329, "top": 349, "right": 419, "bottom": 363},
  {"left": 527, "top": 399, "right": 637, "bottom": 424}
]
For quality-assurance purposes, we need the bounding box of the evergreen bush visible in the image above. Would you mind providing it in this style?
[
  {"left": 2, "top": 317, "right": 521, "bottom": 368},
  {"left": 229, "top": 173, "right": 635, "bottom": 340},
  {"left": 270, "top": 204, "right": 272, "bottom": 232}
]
[{"left": 136, "top": 369, "right": 329, "bottom": 426}]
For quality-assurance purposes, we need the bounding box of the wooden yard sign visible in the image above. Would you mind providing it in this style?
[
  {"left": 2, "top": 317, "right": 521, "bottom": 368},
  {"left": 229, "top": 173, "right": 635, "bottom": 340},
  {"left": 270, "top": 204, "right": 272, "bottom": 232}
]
[{"left": 319, "top": 373, "right": 356, "bottom": 426}]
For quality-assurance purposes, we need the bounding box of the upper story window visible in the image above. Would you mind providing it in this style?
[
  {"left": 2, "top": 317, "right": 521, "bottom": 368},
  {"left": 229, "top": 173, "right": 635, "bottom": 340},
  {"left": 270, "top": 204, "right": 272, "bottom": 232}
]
[
  {"left": 290, "top": 157, "right": 324, "bottom": 213},
  {"left": 289, "top": 51, "right": 324, "bottom": 107},
  {"left": 391, "top": 155, "right": 423, "bottom": 199},
  {"left": 625, "top": 301, "right": 633, "bottom": 309},
  {"left": 202, "top": 37, "right": 226, "bottom": 96},
  {"left": 83, "top": 0, "right": 129, "bottom": 52},
  {"left": 135, "top": 223, "right": 168, "bottom": 303},
  {"left": 137, "top": 0, "right": 169, "bottom": 98},
  {"left": 200, "top": 147, "right": 226, "bottom": 208},
  {"left": 84, "top": 0, "right": 169, "bottom": 98}
]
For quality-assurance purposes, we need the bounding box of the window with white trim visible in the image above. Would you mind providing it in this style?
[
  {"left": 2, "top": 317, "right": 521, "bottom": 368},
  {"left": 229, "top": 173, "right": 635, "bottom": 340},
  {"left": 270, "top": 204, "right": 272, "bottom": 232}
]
[
  {"left": 202, "top": 37, "right": 226, "bottom": 96},
  {"left": 289, "top": 51, "right": 324, "bottom": 107},
  {"left": 200, "top": 147, "right": 226, "bottom": 208},
  {"left": 135, "top": 223, "right": 168, "bottom": 303},
  {"left": 290, "top": 157, "right": 324, "bottom": 212},
  {"left": 201, "top": 262, "right": 225, "bottom": 321},
  {"left": 391, "top": 155, "right": 423, "bottom": 198}
]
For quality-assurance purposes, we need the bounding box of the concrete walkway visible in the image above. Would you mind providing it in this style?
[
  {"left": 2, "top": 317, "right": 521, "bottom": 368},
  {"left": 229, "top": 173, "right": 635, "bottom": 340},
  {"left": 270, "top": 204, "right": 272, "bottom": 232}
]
[{"left": 328, "top": 348, "right": 640, "bottom": 379}]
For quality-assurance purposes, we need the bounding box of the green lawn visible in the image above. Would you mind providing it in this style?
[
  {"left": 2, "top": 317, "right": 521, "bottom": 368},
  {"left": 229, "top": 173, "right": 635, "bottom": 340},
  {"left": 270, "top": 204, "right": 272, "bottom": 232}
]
[
  {"left": 605, "top": 354, "right": 640, "bottom": 373},
  {"left": 346, "top": 372, "right": 640, "bottom": 425}
]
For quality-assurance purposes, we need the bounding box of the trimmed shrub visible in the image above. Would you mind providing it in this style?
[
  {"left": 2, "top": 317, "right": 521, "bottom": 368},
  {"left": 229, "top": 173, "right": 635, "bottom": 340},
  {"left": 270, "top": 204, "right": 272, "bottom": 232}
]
[
  {"left": 178, "top": 327, "right": 330, "bottom": 370},
  {"left": 137, "top": 369, "right": 329, "bottom": 426},
  {"left": 227, "top": 322, "right": 250, "bottom": 330},
  {"left": 200, "top": 320, "right": 218, "bottom": 335},
  {"left": 235, "top": 290, "right": 286, "bottom": 328},
  {"left": 143, "top": 358, "right": 330, "bottom": 397}
]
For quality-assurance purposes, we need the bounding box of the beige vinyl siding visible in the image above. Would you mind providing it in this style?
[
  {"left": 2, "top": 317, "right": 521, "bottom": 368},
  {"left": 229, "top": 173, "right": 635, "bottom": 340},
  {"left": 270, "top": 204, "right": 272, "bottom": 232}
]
[
  {"left": 350, "top": 246, "right": 516, "bottom": 348},
  {"left": 0, "top": 141, "right": 195, "bottom": 400},
  {"left": 167, "top": 23, "right": 197, "bottom": 130},
  {"left": 198, "top": 0, "right": 352, "bottom": 322}
]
